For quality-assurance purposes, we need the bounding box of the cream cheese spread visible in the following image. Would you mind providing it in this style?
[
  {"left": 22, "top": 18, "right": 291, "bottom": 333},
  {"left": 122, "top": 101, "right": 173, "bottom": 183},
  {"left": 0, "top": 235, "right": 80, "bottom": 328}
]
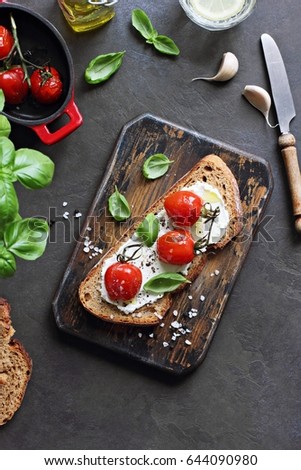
[{"left": 100, "top": 182, "right": 229, "bottom": 313}]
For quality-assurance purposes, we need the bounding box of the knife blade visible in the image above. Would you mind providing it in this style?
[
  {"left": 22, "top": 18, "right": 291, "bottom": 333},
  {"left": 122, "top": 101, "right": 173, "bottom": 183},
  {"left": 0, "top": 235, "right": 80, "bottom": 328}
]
[{"left": 261, "top": 33, "right": 301, "bottom": 232}]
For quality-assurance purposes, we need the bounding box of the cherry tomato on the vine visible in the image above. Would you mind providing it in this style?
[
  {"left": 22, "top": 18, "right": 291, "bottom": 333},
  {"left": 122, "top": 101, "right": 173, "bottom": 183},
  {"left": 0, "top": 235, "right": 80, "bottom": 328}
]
[
  {"left": 0, "top": 66, "right": 29, "bottom": 105},
  {"left": 157, "top": 229, "right": 195, "bottom": 265},
  {"left": 164, "top": 190, "right": 203, "bottom": 227},
  {"left": 104, "top": 262, "right": 143, "bottom": 301},
  {"left": 0, "top": 26, "right": 14, "bottom": 60},
  {"left": 30, "top": 66, "right": 63, "bottom": 104}
]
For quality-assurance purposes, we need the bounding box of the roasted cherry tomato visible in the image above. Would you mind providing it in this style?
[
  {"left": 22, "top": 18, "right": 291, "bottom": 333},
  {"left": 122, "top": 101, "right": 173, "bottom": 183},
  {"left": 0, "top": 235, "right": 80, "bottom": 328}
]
[
  {"left": 0, "top": 26, "right": 14, "bottom": 60},
  {"left": 0, "top": 66, "right": 29, "bottom": 105},
  {"left": 157, "top": 229, "right": 195, "bottom": 265},
  {"left": 30, "top": 66, "right": 63, "bottom": 104},
  {"left": 104, "top": 262, "right": 143, "bottom": 301},
  {"left": 164, "top": 190, "right": 203, "bottom": 227}
]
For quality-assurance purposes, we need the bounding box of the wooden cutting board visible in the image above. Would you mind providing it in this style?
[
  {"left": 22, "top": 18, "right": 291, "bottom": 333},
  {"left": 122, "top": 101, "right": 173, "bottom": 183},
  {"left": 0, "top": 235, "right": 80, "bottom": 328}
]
[{"left": 52, "top": 114, "right": 273, "bottom": 375}]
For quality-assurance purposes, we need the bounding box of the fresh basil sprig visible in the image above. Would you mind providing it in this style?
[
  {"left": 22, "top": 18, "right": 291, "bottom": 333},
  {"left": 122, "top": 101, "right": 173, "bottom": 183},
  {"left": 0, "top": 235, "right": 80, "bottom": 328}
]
[
  {"left": 0, "top": 94, "right": 55, "bottom": 277},
  {"left": 136, "top": 213, "right": 159, "bottom": 247},
  {"left": 85, "top": 51, "right": 126, "bottom": 84},
  {"left": 144, "top": 272, "right": 189, "bottom": 294},
  {"left": 108, "top": 186, "right": 131, "bottom": 221},
  {"left": 142, "top": 153, "right": 173, "bottom": 180},
  {"left": 132, "top": 9, "right": 180, "bottom": 56}
]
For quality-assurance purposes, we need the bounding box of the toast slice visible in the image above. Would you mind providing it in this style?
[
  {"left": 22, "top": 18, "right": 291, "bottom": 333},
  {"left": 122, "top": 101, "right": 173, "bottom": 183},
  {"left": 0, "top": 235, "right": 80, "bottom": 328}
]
[
  {"left": 79, "top": 154, "right": 243, "bottom": 326},
  {"left": 0, "top": 298, "right": 32, "bottom": 426}
]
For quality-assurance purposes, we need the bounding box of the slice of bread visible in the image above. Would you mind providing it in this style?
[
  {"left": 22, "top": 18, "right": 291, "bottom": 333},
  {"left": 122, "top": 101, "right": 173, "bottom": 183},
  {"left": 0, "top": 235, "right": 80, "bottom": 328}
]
[
  {"left": 79, "top": 154, "right": 243, "bottom": 326},
  {"left": 0, "top": 298, "right": 32, "bottom": 426}
]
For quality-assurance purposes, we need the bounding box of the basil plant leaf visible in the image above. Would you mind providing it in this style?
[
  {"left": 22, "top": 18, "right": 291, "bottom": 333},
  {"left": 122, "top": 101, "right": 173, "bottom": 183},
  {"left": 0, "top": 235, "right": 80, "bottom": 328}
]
[
  {"left": 0, "top": 136, "right": 15, "bottom": 169},
  {"left": 85, "top": 51, "right": 125, "bottom": 85},
  {"left": 4, "top": 218, "right": 49, "bottom": 261},
  {"left": 142, "top": 153, "right": 173, "bottom": 180},
  {"left": 131, "top": 8, "right": 157, "bottom": 40},
  {"left": 136, "top": 213, "right": 159, "bottom": 247},
  {"left": 0, "top": 115, "right": 11, "bottom": 138},
  {"left": 13, "top": 149, "right": 55, "bottom": 189},
  {"left": 0, "top": 246, "right": 16, "bottom": 278},
  {"left": 108, "top": 186, "right": 131, "bottom": 221},
  {"left": 0, "top": 89, "right": 4, "bottom": 112},
  {"left": 143, "top": 273, "right": 189, "bottom": 294},
  {"left": 0, "top": 179, "right": 19, "bottom": 229},
  {"left": 152, "top": 35, "right": 180, "bottom": 56}
]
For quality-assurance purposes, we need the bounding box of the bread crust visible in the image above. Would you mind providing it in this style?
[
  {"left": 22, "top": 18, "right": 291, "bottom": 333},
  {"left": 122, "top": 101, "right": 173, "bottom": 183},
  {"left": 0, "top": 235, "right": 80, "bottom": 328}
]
[
  {"left": 79, "top": 154, "right": 243, "bottom": 326},
  {"left": 0, "top": 298, "right": 32, "bottom": 426}
]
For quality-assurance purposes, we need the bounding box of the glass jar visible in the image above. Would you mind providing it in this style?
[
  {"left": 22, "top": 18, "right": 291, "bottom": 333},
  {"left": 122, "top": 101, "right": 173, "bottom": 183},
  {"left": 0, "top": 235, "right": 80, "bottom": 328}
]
[
  {"left": 179, "top": 0, "right": 256, "bottom": 31},
  {"left": 57, "top": 0, "right": 118, "bottom": 33}
]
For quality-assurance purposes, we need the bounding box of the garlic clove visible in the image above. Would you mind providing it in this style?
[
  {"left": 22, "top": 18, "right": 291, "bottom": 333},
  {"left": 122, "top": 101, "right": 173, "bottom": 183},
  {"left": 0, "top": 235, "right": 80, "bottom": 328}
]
[
  {"left": 192, "top": 52, "right": 239, "bottom": 82},
  {"left": 242, "top": 85, "right": 278, "bottom": 128}
]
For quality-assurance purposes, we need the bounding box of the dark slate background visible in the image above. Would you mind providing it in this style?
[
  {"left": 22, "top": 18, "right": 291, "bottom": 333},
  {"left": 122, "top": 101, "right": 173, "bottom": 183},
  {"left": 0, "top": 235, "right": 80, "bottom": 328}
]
[{"left": 1, "top": 0, "right": 301, "bottom": 450}]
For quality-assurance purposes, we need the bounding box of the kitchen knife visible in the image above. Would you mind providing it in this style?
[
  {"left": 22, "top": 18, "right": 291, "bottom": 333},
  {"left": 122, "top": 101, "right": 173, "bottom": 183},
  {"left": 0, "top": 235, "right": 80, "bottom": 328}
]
[{"left": 261, "top": 33, "right": 301, "bottom": 232}]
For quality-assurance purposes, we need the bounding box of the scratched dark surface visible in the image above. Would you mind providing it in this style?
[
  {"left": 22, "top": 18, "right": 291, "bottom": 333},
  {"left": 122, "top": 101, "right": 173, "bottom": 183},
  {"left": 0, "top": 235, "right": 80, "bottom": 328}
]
[
  {"left": 52, "top": 114, "right": 273, "bottom": 375},
  {"left": 2, "top": 0, "right": 301, "bottom": 451}
]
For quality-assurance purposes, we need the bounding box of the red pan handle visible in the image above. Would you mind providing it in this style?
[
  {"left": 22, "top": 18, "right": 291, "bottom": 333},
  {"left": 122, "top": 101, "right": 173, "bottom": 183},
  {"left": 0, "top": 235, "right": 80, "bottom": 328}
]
[{"left": 30, "top": 98, "right": 83, "bottom": 145}]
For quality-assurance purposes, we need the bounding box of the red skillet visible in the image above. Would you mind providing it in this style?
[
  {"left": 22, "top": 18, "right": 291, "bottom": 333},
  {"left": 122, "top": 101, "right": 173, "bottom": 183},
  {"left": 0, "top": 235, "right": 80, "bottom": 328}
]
[{"left": 0, "top": 0, "right": 83, "bottom": 144}]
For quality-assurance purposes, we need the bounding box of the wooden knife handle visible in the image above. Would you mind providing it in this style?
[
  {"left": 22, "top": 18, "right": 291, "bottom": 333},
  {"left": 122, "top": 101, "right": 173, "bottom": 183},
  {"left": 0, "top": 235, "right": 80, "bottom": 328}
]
[{"left": 278, "top": 133, "right": 301, "bottom": 233}]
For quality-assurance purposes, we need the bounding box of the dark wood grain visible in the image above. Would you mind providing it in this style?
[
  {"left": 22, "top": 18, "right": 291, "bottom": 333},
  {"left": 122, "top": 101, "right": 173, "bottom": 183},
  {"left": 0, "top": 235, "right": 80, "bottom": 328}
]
[{"left": 52, "top": 114, "right": 273, "bottom": 375}]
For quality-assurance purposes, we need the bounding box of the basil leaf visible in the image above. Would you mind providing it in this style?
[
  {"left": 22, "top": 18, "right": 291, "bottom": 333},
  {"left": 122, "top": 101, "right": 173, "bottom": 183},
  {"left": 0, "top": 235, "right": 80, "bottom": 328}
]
[
  {"left": 4, "top": 218, "right": 49, "bottom": 260},
  {"left": 0, "top": 89, "right": 4, "bottom": 112},
  {"left": 108, "top": 186, "right": 131, "bottom": 221},
  {"left": 142, "top": 153, "right": 173, "bottom": 180},
  {"left": 12, "top": 149, "right": 55, "bottom": 189},
  {"left": 0, "top": 180, "right": 19, "bottom": 228},
  {"left": 85, "top": 51, "right": 125, "bottom": 85},
  {"left": 131, "top": 9, "right": 157, "bottom": 40},
  {"left": 0, "top": 136, "right": 15, "bottom": 168},
  {"left": 132, "top": 9, "right": 179, "bottom": 56},
  {"left": 0, "top": 246, "right": 16, "bottom": 278},
  {"left": 0, "top": 116, "right": 11, "bottom": 138},
  {"left": 143, "top": 273, "right": 189, "bottom": 294},
  {"left": 151, "top": 35, "right": 180, "bottom": 56},
  {"left": 136, "top": 213, "right": 159, "bottom": 247}
]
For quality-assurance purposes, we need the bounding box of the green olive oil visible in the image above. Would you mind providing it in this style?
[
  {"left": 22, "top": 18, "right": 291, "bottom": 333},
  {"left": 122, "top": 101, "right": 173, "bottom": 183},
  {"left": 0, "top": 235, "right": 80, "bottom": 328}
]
[{"left": 57, "top": 0, "right": 115, "bottom": 33}]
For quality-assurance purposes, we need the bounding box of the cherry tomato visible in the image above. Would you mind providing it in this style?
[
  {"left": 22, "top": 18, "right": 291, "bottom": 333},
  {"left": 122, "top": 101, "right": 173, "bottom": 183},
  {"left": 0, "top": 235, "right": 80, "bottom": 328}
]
[
  {"left": 157, "top": 229, "right": 195, "bottom": 265},
  {"left": 164, "top": 190, "right": 203, "bottom": 227},
  {"left": 30, "top": 66, "right": 63, "bottom": 104},
  {"left": 0, "top": 26, "right": 14, "bottom": 60},
  {"left": 104, "top": 262, "right": 143, "bottom": 301},
  {"left": 0, "top": 66, "right": 29, "bottom": 105}
]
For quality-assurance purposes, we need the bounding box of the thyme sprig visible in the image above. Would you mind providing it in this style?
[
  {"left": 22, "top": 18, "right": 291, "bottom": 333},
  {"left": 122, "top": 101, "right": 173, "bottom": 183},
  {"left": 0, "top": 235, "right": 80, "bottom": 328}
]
[
  {"left": 194, "top": 203, "right": 221, "bottom": 252},
  {"left": 117, "top": 244, "right": 142, "bottom": 263}
]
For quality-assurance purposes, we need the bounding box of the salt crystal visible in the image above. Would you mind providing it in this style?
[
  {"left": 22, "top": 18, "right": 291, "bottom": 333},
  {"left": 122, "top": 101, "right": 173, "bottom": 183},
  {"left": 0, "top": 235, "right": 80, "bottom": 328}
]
[
  {"left": 185, "top": 340, "right": 192, "bottom": 346},
  {"left": 138, "top": 332, "right": 143, "bottom": 338},
  {"left": 163, "top": 342, "right": 169, "bottom": 348},
  {"left": 83, "top": 246, "right": 90, "bottom": 253},
  {"left": 171, "top": 321, "right": 182, "bottom": 329},
  {"left": 215, "top": 269, "right": 220, "bottom": 276},
  {"left": 62, "top": 201, "right": 68, "bottom": 207},
  {"left": 200, "top": 295, "right": 205, "bottom": 302}
]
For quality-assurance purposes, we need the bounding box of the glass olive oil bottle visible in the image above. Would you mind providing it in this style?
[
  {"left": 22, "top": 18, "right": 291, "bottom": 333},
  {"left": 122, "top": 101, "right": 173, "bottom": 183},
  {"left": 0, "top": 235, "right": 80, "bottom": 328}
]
[{"left": 57, "top": 0, "right": 118, "bottom": 33}]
